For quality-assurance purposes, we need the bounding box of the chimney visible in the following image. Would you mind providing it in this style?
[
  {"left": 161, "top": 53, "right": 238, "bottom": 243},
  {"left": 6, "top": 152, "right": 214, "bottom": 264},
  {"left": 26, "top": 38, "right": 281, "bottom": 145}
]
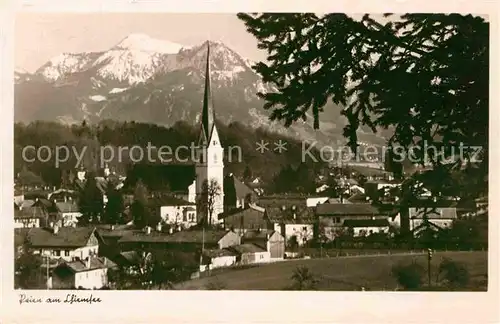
[
  {"left": 64, "top": 196, "right": 67, "bottom": 203},
  {"left": 169, "top": 227, "right": 174, "bottom": 234},
  {"left": 53, "top": 224, "right": 59, "bottom": 234},
  {"left": 86, "top": 256, "right": 91, "bottom": 269},
  {"left": 110, "top": 224, "right": 115, "bottom": 231},
  {"left": 156, "top": 222, "right": 162, "bottom": 232},
  {"left": 146, "top": 226, "right": 151, "bottom": 235}
]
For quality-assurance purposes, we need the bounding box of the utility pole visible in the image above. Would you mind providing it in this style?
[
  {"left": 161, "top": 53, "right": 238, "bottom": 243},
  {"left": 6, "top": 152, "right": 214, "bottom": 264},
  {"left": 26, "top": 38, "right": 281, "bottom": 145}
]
[
  {"left": 46, "top": 255, "right": 50, "bottom": 290},
  {"left": 427, "top": 248, "right": 433, "bottom": 288}
]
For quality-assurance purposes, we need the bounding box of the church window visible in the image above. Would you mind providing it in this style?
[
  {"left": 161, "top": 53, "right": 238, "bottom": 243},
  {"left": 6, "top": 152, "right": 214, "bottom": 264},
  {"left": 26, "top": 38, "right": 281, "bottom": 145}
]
[
  {"left": 213, "top": 154, "right": 218, "bottom": 163},
  {"left": 213, "top": 140, "right": 217, "bottom": 145}
]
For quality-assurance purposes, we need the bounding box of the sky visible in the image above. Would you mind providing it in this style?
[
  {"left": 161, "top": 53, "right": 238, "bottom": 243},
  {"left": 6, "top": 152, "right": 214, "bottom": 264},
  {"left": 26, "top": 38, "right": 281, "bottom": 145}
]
[{"left": 15, "top": 13, "right": 269, "bottom": 73}]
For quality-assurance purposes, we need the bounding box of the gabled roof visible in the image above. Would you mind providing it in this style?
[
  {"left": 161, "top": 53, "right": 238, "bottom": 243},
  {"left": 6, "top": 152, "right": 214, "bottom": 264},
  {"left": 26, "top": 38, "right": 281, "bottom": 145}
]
[
  {"left": 218, "top": 203, "right": 265, "bottom": 220},
  {"left": 256, "top": 195, "right": 308, "bottom": 208},
  {"left": 14, "top": 206, "right": 47, "bottom": 219},
  {"left": 56, "top": 257, "right": 116, "bottom": 273},
  {"left": 343, "top": 219, "right": 390, "bottom": 228},
  {"left": 203, "top": 248, "right": 237, "bottom": 258},
  {"left": 316, "top": 203, "right": 385, "bottom": 216},
  {"left": 118, "top": 230, "right": 234, "bottom": 245},
  {"left": 55, "top": 201, "right": 80, "bottom": 213},
  {"left": 266, "top": 206, "right": 316, "bottom": 224},
  {"left": 229, "top": 243, "right": 266, "bottom": 254},
  {"left": 26, "top": 227, "right": 97, "bottom": 248},
  {"left": 409, "top": 207, "right": 457, "bottom": 219},
  {"left": 225, "top": 174, "right": 255, "bottom": 199},
  {"left": 149, "top": 195, "right": 195, "bottom": 207},
  {"left": 242, "top": 229, "right": 274, "bottom": 241}
]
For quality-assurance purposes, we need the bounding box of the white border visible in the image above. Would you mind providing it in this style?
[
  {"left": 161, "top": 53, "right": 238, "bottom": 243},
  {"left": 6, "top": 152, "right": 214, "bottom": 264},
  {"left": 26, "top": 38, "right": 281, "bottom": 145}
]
[{"left": 1, "top": 1, "right": 499, "bottom": 323}]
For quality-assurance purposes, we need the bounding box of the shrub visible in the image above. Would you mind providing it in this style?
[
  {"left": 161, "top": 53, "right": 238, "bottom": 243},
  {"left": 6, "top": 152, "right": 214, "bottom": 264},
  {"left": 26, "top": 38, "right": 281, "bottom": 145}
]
[
  {"left": 290, "top": 266, "right": 318, "bottom": 290},
  {"left": 205, "top": 277, "right": 227, "bottom": 290},
  {"left": 391, "top": 261, "right": 425, "bottom": 290},
  {"left": 438, "top": 258, "right": 470, "bottom": 289}
]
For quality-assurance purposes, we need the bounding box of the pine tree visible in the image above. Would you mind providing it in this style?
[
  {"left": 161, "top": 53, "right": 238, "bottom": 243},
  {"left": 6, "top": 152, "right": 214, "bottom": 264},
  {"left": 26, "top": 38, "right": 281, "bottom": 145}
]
[
  {"left": 131, "top": 179, "right": 150, "bottom": 229},
  {"left": 103, "top": 184, "right": 125, "bottom": 224},
  {"left": 238, "top": 13, "right": 489, "bottom": 233},
  {"left": 77, "top": 171, "right": 104, "bottom": 225}
]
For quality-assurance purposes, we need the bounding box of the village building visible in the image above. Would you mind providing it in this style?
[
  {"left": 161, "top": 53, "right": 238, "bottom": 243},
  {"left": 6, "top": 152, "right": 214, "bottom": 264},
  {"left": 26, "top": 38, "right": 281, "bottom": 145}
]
[
  {"left": 242, "top": 229, "right": 285, "bottom": 260},
  {"left": 54, "top": 200, "right": 81, "bottom": 227},
  {"left": 149, "top": 195, "right": 197, "bottom": 228},
  {"left": 51, "top": 256, "right": 116, "bottom": 290},
  {"left": 229, "top": 243, "right": 270, "bottom": 265},
  {"left": 118, "top": 229, "right": 241, "bottom": 252},
  {"left": 219, "top": 203, "right": 268, "bottom": 235},
  {"left": 23, "top": 226, "right": 102, "bottom": 261},
  {"left": 265, "top": 205, "right": 315, "bottom": 246},
  {"left": 316, "top": 203, "right": 390, "bottom": 240}
]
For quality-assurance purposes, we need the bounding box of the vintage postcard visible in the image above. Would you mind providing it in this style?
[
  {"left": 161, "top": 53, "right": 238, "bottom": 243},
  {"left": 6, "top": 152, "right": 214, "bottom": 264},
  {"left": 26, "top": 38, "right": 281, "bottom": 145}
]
[{"left": 1, "top": 1, "right": 498, "bottom": 323}]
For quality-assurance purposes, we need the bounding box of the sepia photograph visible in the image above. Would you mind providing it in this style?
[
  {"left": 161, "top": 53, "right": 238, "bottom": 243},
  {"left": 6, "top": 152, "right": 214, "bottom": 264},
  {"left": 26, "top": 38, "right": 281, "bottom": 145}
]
[{"left": 12, "top": 11, "right": 489, "bottom": 293}]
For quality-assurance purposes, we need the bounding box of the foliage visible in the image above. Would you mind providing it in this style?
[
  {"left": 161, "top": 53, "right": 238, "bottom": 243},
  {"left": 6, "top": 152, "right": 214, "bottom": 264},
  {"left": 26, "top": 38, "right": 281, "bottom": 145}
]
[
  {"left": 107, "top": 250, "right": 198, "bottom": 290},
  {"left": 290, "top": 266, "right": 318, "bottom": 290},
  {"left": 437, "top": 258, "right": 470, "bottom": 288},
  {"left": 102, "top": 185, "right": 125, "bottom": 224},
  {"left": 77, "top": 171, "right": 103, "bottom": 225},
  {"left": 270, "top": 163, "right": 317, "bottom": 194},
  {"left": 131, "top": 179, "right": 160, "bottom": 228},
  {"left": 238, "top": 12, "right": 489, "bottom": 232},
  {"left": 15, "top": 247, "right": 44, "bottom": 289},
  {"left": 197, "top": 179, "right": 222, "bottom": 225},
  {"left": 391, "top": 261, "right": 425, "bottom": 290},
  {"left": 287, "top": 235, "right": 299, "bottom": 252},
  {"left": 15, "top": 120, "right": 327, "bottom": 189}
]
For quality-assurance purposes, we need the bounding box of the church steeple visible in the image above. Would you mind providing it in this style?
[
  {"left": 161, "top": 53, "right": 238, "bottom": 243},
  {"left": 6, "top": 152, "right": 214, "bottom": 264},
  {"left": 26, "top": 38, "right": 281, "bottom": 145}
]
[{"left": 201, "top": 40, "right": 215, "bottom": 143}]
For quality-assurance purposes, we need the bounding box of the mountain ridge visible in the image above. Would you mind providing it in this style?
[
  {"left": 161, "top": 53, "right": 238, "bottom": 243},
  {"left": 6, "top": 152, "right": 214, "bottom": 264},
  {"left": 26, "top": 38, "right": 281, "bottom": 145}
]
[{"left": 15, "top": 34, "right": 389, "bottom": 148}]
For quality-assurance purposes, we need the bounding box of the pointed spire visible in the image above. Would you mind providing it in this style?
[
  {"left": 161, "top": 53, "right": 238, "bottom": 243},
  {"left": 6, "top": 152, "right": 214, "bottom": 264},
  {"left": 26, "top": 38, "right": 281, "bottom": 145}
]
[{"left": 201, "top": 40, "right": 215, "bottom": 142}]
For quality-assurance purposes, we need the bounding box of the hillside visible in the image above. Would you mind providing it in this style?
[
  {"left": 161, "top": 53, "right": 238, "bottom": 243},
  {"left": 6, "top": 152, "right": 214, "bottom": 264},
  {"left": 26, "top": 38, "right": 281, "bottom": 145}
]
[{"left": 14, "top": 120, "right": 329, "bottom": 187}]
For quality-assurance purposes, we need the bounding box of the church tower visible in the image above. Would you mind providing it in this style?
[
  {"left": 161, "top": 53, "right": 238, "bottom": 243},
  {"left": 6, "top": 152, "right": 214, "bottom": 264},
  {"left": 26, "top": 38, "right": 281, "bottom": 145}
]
[{"left": 195, "top": 41, "right": 224, "bottom": 225}]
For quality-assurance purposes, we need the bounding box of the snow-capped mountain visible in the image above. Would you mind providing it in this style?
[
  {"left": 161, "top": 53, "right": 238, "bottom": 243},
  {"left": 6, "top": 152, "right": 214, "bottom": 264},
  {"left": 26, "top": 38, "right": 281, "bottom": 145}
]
[{"left": 14, "top": 34, "right": 388, "bottom": 147}]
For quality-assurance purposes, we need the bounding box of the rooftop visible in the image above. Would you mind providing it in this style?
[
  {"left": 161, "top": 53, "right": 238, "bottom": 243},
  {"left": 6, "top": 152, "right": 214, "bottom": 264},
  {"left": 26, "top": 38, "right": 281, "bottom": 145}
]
[
  {"left": 316, "top": 203, "right": 385, "bottom": 216},
  {"left": 266, "top": 205, "right": 316, "bottom": 224},
  {"left": 229, "top": 243, "right": 266, "bottom": 254},
  {"left": 56, "top": 257, "right": 116, "bottom": 273},
  {"left": 26, "top": 227, "right": 98, "bottom": 248},
  {"left": 118, "top": 230, "right": 233, "bottom": 244}
]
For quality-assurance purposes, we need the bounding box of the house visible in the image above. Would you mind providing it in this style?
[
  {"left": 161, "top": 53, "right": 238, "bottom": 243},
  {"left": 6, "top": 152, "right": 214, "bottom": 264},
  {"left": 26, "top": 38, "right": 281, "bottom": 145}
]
[
  {"left": 343, "top": 219, "right": 391, "bottom": 237},
  {"left": 224, "top": 173, "right": 257, "bottom": 211},
  {"left": 48, "top": 188, "right": 78, "bottom": 202},
  {"left": 219, "top": 203, "right": 268, "bottom": 235},
  {"left": 243, "top": 229, "right": 285, "bottom": 260},
  {"left": 229, "top": 243, "right": 270, "bottom": 265},
  {"left": 24, "top": 225, "right": 102, "bottom": 261},
  {"left": 316, "top": 203, "right": 390, "bottom": 241},
  {"left": 408, "top": 207, "right": 457, "bottom": 232},
  {"left": 149, "top": 195, "right": 197, "bottom": 228},
  {"left": 364, "top": 180, "right": 401, "bottom": 201},
  {"left": 345, "top": 164, "right": 394, "bottom": 181},
  {"left": 118, "top": 229, "right": 241, "bottom": 252},
  {"left": 51, "top": 256, "right": 116, "bottom": 290},
  {"left": 265, "top": 205, "right": 315, "bottom": 246},
  {"left": 201, "top": 249, "right": 237, "bottom": 271},
  {"left": 14, "top": 203, "right": 45, "bottom": 228},
  {"left": 55, "top": 200, "right": 81, "bottom": 227}
]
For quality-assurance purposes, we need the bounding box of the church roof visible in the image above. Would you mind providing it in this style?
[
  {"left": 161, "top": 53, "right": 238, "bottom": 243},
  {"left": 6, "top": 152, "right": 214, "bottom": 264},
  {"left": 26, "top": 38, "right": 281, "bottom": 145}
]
[{"left": 200, "top": 41, "right": 216, "bottom": 143}]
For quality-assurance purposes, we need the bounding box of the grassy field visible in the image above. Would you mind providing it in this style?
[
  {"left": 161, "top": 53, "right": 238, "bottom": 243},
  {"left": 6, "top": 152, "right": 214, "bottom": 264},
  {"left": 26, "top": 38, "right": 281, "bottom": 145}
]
[{"left": 177, "top": 251, "right": 488, "bottom": 291}]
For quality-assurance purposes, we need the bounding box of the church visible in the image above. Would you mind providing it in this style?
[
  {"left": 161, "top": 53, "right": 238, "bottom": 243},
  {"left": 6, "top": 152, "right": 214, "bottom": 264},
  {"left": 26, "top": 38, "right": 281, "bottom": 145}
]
[
  {"left": 72, "top": 41, "right": 254, "bottom": 226},
  {"left": 187, "top": 40, "right": 225, "bottom": 224}
]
